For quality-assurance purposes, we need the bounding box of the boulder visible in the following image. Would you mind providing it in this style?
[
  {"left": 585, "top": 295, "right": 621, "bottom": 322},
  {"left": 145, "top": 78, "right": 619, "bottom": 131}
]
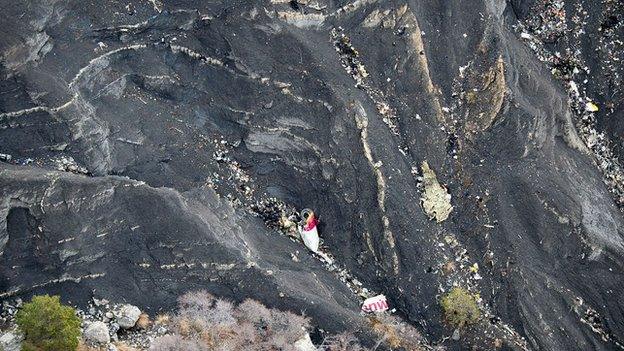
[
  {"left": 84, "top": 321, "right": 110, "bottom": 344},
  {"left": 0, "top": 330, "right": 23, "bottom": 351},
  {"left": 294, "top": 333, "right": 316, "bottom": 351},
  {"left": 117, "top": 305, "right": 141, "bottom": 329}
]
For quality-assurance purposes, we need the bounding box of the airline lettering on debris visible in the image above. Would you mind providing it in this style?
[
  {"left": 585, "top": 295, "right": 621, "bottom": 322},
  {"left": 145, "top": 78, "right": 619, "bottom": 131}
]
[{"left": 361, "top": 295, "right": 389, "bottom": 313}]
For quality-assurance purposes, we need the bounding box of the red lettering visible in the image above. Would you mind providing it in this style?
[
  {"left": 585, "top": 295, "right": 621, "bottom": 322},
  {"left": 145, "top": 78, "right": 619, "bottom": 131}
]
[{"left": 362, "top": 296, "right": 389, "bottom": 312}]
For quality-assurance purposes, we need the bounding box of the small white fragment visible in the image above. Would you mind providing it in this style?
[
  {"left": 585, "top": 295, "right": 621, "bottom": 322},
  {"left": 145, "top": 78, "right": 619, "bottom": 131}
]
[{"left": 585, "top": 102, "right": 599, "bottom": 112}]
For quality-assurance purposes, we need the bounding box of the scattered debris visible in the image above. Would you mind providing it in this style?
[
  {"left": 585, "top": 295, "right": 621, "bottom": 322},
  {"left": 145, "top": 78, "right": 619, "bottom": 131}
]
[
  {"left": 276, "top": 11, "right": 326, "bottom": 28},
  {"left": 252, "top": 198, "right": 383, "bottom": 301},
  {"left": 574, "top": 297, "right": 624, "bottom": 349},
  {"left": 332, "top": 28, "right": 368, "bottom": 86},
  {"left": 524, "top": 0, "right": 567, "bottom": 43},
  {"left": 516, "top": 1, "right": 624, "bottom": 209},
  {"left": 331, "top": 27, "right": 400, "bottom": 135},
  {"left": 54, "top": 156, "right": 90, "bottom": 175},
  {"left": 251, "top": 197, "right": 296, "bottom": 229},
  {"left": 585, "top": 101, "right": 599, "bottom": 112},
  {"left": 0, "top": 153, "right": 12, "bottom": 162}
]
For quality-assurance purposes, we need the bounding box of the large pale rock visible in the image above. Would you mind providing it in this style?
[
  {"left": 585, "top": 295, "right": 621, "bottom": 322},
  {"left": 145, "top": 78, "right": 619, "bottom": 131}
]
[
  {"left": 0, "top": 330, "right": 23, "bottom": 351},
  {"left": 84, "top": 321, "right": 110, "bottom": 344},
  {"left": 294, "top": 333, "right": 316, "bottom": 351},
  {"left": 117, "top": 304, "right": 141, "bottom": 329},
  {"left": 420, "top": 161, "right": 453, "bottom": 222}
]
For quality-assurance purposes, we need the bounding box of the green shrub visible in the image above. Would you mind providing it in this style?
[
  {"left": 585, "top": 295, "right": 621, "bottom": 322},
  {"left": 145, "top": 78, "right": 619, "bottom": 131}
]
[
  {"left": 440, "top": 288, "right": 480, "bottom": 327},
  {"left": 465, "top": 91, "right": 477, "bottom": 104},
  {"left": 16, "top": 295, "right": 81, "bottom": 351}
]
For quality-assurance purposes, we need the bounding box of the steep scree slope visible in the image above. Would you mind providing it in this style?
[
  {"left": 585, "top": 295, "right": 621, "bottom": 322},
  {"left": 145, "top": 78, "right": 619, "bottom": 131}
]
[{"left": 0, "top": 0, "right": 623, "bottom": 350}]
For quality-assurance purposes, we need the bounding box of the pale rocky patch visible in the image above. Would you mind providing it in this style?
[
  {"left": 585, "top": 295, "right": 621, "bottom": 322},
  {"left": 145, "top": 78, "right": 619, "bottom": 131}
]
[{"left": 420, "top": 161, "right": 453, "bottom": 222}]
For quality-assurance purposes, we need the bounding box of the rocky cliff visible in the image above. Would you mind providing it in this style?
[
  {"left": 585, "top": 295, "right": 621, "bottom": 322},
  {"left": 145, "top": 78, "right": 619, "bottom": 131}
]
[{"left": 1, "top": 0, "right": 623, "bottom": 350}]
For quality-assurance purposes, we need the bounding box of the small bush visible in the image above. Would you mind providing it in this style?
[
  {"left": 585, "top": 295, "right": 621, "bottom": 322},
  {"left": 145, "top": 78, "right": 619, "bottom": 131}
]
[
  {"left": 16, "top": 295, "right": 81, "bottom": 351},
  {"left": 319, "top": 332, "right": 366, "bottom": 351},
  {"left": 114, "top": 342, "right": 141, "bottom": 351},
  {"left": 76, "top": 341, "right": 100, "bottom": 351},
  {"left": 152, "top": 291, "right": 311, "bottom": 351},
  {"left": 76, "top": 342, "right": 140, "bottom": 351},
  {"left": 465, "top": 91, "right": 477, "bottom": 104},
  {"left": 370, "top": 315, "right": 422, "bottom": 350},
  {"left": 136, "top": 313, "right": 151, "bottom": 329},
  {"left": 234, "top": 299, "right": 271, "bottom": 325},
  {"left": 440, "top": 288, "right": 480, "bottom": 327},
  {"left": 149, "top": 335, "right": 205, "bottom": 351},
  {"left": 155, "top": 314, "right": 170, "bottom": 325}
]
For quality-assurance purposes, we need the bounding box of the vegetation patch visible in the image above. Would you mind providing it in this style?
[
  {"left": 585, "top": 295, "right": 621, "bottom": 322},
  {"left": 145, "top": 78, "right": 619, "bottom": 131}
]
[
  {"left": 149, "top": 291, "right": 311, "bottom": 351},
  {"left": 441, "top": 288, "right": 481, "bottom": 327},
  {"left": 16, "top": 295, "right": 81, "bottom": 351},
  {"left": 369, "top": 314, "right": 423, "bottom": 350}
]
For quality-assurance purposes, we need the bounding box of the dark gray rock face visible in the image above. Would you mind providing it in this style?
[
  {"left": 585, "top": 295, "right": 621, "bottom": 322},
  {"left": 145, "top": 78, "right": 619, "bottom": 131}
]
[{"left": 0, "top": 0, "right": 623, "bottom": 350}]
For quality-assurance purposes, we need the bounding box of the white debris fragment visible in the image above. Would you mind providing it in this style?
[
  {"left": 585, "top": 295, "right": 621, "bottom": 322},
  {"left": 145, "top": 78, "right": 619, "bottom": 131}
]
[
  {"left": 585, "top": 101, "right": 599, "bottom": 112},
  {"left": 569, "top": 80, "right": 579, "bottom": 96}
]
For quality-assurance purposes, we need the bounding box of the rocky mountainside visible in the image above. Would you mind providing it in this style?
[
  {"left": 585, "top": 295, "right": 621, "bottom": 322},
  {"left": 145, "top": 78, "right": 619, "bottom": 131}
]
[{"left": 1, "top": 0, "right": 623, "bottom": 350}]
